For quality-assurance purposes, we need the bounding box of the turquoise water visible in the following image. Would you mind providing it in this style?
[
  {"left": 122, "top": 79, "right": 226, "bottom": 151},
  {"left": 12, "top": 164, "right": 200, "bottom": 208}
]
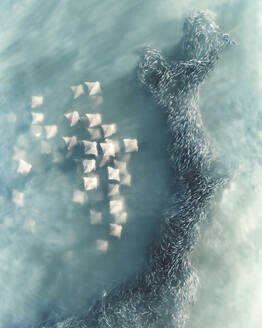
[{"left": 0, "top": 0, "right": 261, "bottom": 327}]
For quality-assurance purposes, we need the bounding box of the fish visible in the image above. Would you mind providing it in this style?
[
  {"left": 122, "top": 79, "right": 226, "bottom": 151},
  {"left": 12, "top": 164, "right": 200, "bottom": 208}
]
[{"left": 39, "top": 10, "right": 235, "bottom": 328}]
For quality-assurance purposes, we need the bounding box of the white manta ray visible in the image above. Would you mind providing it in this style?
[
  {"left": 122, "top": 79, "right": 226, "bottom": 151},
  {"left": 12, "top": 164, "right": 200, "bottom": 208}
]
[
  {"left": 31, "top": 96, "right": 43, "bottom": 109},
  {"left": 101, "top": 123, "right": 117, "bottom": 138},
  {"left": 82, "top": 159, "right": 96, "bottom": 174},
  {"left": 45, "top": 125, "right": 58, "bottom": 139},
  {"left": 96, "top": 239, "right": 108, "bottom": 252},
  {"left": 113, "top": 211, "right": 127, "bottom": 225},
  {"left": 64, "top": 111, "right": 80, "bottom": 127},
  {"left": 83, "top": 175, "right": 99, "bottom": 191},
  {"left": 82, "top": 140, "right": 98, "bottom": 156},
  {"left": 85, "top": 81, "right": 102, "bottom": 96},
  {"left": 107, "top": 166, "right": 120, "bottom": 182},
  {"left": 83, "top": 113, "right": 102, "bottom": 127},
  {"left": 100, "top": 140, "right": 116, "bottom": 157},
  {"left": 109, "top": 223, "right": 123, "bottom": 239},
  {"left": 62, "top": 136, "right": 78, "bottom": 151},
  {"left": 123, "top": 138, "right": 139, "bottom": 153},
  {"left": 108, "top": 183, "right": 120, "bottom": 197},
  {"left": 31, "top": 112, "right": 44, "bottom": 124},
  {"left": 17, "top": 159, "right": 32, "bottom": 176},
  {"left": 71, "top": 85, "right": 85, "bottom": 99},
  {"left": 87, "top": 127, "right": 102, "bottom": 140}
]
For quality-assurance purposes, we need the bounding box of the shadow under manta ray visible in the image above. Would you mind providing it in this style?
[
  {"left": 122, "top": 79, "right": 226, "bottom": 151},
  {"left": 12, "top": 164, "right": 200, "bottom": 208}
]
[{"left": 38, "top": 10, "right": 235, "bottom": 328}]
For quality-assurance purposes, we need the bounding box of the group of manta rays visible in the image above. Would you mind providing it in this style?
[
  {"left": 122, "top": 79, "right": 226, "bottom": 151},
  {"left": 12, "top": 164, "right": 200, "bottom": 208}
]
[{"left": 34, "top": 10, "right": 235, "bottom": 328}]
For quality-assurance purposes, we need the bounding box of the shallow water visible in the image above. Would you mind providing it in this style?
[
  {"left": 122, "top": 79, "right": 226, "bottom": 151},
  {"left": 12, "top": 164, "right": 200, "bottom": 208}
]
[{"left": 0, "top": 0, "right": 261, "bottom": 327}]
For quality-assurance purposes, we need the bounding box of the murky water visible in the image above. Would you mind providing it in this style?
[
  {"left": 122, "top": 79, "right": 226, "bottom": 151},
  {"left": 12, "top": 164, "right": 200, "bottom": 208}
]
[{"left": 0, "top": 0, "right": 261, "bottom": 327}]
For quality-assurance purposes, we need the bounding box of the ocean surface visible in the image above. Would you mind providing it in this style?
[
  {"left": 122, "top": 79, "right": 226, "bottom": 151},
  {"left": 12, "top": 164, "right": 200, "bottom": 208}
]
[{"left": 0, "top": 0, "right": 261, "bottom": 327}]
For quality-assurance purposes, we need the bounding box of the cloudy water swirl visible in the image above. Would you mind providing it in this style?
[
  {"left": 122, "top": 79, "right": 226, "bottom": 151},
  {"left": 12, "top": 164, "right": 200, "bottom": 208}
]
[{"left": 0, "top": 0, "right": 261, "bottom": 327}]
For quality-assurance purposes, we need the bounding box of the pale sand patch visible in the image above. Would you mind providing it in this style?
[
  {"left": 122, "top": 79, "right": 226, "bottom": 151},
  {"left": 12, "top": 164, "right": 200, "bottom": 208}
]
[
  {"left": 7, "top": 112, "right": 17, "bottom": 123},
  {"left": 13, "top": 147, "right": 27, "bottom": 161},
  {"left": 90, "top": 210, "right": 102, "bottom": 224},
  {"left": 96, "top": 239, "right": 108, "bottom": 252},
  {"left": 30, "top": 125, "right": 42, "bottom": 138},
  {"left": 114, "top": 159, "right": 127, "bottom": 174},
  {"left": 72, "top": 190, "right": 86, "bottom": 205},
  {"left": 52, "top": 151, "right": 64, "bottom": 163},
  {"left": 41, "top": 140, "right": 52, "bottom": 154},
  {"left": 23, "top": 219, "right": 36, "bottom": 233},
  {"left": 3, "top": 217, "right": 14, "bottom": 227},
  {"left": 45, "top": 125, "right": 58, "bottom": 139}
]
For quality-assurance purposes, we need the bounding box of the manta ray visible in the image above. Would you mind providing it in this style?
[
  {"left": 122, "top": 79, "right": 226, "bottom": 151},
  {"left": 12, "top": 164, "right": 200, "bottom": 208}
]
[{"left": 39, "top": 10, "right": 235, "bottom": 328}]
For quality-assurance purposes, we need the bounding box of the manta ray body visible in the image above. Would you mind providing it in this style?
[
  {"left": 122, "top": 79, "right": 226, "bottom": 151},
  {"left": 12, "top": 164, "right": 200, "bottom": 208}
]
[{"left": 40, "top": 10, "right": 234, "bottom": 328}]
